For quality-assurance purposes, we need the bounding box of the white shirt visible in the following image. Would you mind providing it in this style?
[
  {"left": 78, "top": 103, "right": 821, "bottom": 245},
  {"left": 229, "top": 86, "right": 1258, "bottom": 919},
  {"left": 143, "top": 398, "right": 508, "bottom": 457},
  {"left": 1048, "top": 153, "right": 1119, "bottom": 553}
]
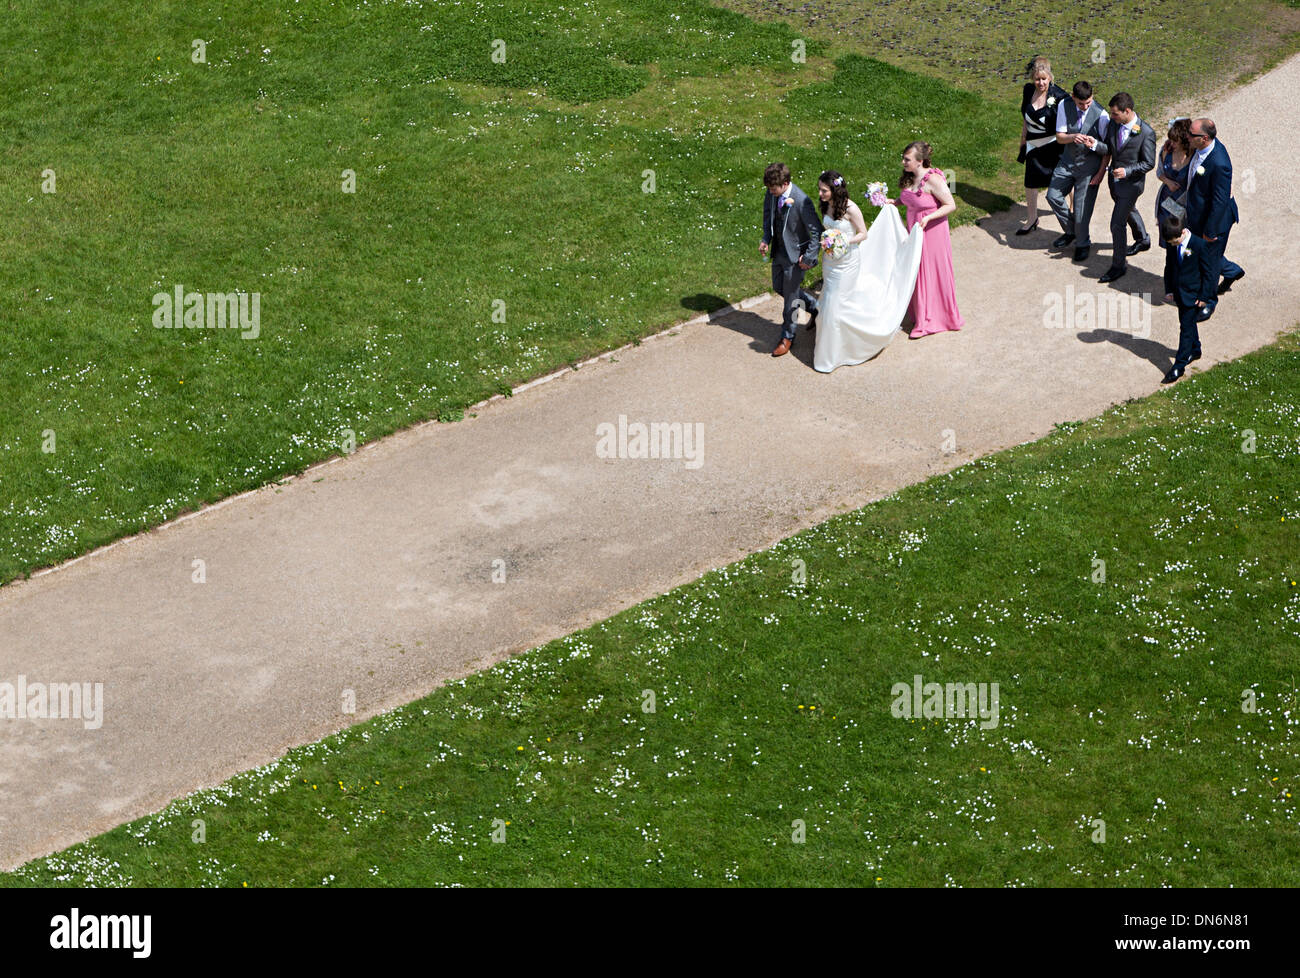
[
  {"left": 1056, "top": 101, "right": 1109, "bottom": 141},
  {"left": 1176, "top": 229, "right": 1192, "bottom": 260},
  {"left": 1186, "top": 138, "right": 1217, "bottom": 190},
  {"left": 1115, "top": 116, "right": 1138, "bottom": 149}
]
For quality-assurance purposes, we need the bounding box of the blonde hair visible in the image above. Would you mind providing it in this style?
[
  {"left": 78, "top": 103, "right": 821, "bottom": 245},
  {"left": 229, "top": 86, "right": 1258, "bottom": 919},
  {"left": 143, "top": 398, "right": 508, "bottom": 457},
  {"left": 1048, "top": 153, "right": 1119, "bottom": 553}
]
[{"left": 1026, "top": 56, "right": 1053, "bottom": 83}]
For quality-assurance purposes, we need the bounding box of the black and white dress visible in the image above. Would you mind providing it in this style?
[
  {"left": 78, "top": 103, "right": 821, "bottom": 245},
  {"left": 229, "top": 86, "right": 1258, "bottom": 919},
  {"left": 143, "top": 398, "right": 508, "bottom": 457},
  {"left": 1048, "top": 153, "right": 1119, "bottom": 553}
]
[{"left": 1021, "top": 82, "right": 1068, "bottom": 188}]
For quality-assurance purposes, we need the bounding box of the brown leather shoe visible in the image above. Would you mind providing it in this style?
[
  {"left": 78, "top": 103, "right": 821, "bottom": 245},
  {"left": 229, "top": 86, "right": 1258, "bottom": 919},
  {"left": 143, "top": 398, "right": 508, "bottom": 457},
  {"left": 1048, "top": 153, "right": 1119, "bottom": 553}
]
[{"left": 771, "top": 337, "right": 793, "bottom": 357}]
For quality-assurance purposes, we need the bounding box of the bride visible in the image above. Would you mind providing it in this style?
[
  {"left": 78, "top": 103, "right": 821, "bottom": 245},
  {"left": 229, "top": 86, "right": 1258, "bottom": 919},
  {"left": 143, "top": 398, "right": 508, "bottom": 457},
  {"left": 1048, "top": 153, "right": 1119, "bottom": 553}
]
[{"left": 813, "top": 169, "right": 924, "bottom": 373}]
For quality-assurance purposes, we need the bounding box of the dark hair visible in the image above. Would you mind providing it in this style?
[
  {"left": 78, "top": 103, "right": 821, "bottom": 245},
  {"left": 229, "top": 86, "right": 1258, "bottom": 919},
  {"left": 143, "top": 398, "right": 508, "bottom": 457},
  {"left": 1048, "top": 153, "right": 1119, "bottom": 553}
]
[
  {"left": 818, "top": 170, "right": 849, "bottom": 220},
  {"left": 1108, "top": 92, "right": 1134, "bottom": 112},
  {"left": 764, "top": 162, "right": 791, "bottom": 188},
  {"left": 899, "top": 141, "right": 932, "bottom": 190},
  {"left": 1072, "top": 81, "right": 1093, "bottom": 101},
  {"left": 1200, "top": 118, "right": 1218, "bottom": 140},
  {"left": 1164, "top": 118, "right": 1192, "bottom": 156},
  {"left": 1159, "top": 213, "right": 1185, "bottom": 241}
]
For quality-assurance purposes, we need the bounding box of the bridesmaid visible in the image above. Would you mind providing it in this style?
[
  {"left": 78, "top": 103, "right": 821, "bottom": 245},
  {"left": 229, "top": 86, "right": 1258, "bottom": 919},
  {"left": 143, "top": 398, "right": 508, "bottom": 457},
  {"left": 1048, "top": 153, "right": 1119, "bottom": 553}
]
[
  {"left": 1155, "top": 118, "right": 1193, "bottom": 302},
  {"left": 888, "top": 142, "right": 964, "bottom": 337},
  {"left": 1017, "top": 56, "right": 1069, "bottom": 234}
]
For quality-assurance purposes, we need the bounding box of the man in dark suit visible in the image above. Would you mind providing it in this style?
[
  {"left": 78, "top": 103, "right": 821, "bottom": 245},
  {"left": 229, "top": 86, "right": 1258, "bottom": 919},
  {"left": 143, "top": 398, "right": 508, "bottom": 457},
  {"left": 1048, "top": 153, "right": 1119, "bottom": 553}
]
[
  {"left": 1159, "top": 213, "right": 1216, "bottom": 384},
  {"left": 759, "top": 162, "right": 822, "bottom": 357},
  {"left": 1184, "top": 118, "right": 1244, "bottom": 320},
  {"left": 1097, "top": 92, "right": 1157, "bottom": 283}
]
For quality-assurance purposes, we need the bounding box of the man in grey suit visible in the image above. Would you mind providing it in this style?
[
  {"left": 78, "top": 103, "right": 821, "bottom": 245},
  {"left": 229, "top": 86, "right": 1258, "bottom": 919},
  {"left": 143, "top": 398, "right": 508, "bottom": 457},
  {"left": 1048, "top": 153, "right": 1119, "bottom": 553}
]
[
  {"left": 1046, "top": 81, "right": 1110, "bottom": 262},
  {"left": 759, "top": 161, "right": 821, "bottom": 357},
  {"left": 1097, "top": 92, "right": 1158, "bottom": 283}
]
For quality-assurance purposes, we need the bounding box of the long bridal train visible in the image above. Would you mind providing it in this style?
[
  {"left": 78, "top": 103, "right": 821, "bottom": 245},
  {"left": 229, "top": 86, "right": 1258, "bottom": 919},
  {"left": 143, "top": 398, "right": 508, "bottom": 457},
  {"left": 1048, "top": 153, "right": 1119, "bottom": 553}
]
[{"left": 813, "top": 205, "right": 924, "bottom": 373}]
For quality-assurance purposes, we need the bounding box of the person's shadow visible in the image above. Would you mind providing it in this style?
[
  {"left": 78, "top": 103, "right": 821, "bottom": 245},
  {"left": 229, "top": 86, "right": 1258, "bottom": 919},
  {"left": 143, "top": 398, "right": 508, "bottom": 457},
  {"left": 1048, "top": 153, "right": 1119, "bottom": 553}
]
[
  {"left": 1076, "top": 327, "right": 1174, "bottom": 372},
  {"left": 697, "top": 295, "right": 820, "bottom": 367},
  {"left": 680, "top": 293, "right": 729, "bottom": 314}
]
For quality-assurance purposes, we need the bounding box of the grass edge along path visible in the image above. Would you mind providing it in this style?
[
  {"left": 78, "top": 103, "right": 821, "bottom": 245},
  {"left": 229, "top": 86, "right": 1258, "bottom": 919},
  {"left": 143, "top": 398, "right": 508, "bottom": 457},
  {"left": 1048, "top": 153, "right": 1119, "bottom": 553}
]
[{"left": 5, "top": 325, "right": 1299, "bottom": 888}]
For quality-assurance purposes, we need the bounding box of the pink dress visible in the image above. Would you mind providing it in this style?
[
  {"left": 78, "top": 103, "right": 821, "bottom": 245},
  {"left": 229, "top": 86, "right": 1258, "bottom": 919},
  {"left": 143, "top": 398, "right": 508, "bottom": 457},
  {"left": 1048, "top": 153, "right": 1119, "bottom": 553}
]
[{"left": 899, "top": 168, "right": 964, "bottom": 336}]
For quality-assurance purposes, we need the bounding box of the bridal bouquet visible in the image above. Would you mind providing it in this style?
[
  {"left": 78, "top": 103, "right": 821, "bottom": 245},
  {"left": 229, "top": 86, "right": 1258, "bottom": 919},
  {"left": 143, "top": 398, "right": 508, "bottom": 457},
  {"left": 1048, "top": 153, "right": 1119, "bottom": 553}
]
[
  {"left": 866, "top": 181, "right": 889, "bottom": 207},
  {"left": 820, "top": 227, "right": 848, "bottom": 259}
]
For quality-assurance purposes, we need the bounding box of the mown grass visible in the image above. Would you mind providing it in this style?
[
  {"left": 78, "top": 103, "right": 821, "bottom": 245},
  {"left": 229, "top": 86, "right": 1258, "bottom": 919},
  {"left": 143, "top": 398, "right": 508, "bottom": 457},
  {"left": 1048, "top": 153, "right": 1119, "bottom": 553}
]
[
  {"left": 0, "top": 0, "right": 1026, "bottom": 584},
  {"left": 720, "top": 0, "right": 1300, "bottom": 117},
  {"left": 7, "top": 329, "right": 1298, "bottom": 888}
]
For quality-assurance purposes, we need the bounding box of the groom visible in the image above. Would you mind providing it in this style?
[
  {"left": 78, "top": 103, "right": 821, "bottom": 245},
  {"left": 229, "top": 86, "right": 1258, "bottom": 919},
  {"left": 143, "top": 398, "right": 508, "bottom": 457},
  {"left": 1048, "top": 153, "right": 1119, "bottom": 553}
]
[{"left": 759, "top": 162, "right": 821, "bottom": 357}]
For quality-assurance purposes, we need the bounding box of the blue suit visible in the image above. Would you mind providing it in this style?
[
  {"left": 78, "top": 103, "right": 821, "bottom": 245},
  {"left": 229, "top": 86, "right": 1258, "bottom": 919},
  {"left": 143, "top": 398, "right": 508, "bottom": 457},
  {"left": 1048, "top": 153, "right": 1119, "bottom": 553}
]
[
  {"left": 1184, "top": 141, "right": 1243, "bottom": 309},
  {"left": 1168, "top": 233, "right": 1217, "bottom": 369}
]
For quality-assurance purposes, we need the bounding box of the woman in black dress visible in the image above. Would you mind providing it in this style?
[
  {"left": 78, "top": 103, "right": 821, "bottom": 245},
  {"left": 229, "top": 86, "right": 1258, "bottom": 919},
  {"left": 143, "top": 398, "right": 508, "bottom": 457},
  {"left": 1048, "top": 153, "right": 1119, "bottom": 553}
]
[
  {"left": 1155, "top": 118, "right": 1193, "bottom": 301},
  {"left": 1017, "top": 56, "right": 1069, "bottom": 235}
]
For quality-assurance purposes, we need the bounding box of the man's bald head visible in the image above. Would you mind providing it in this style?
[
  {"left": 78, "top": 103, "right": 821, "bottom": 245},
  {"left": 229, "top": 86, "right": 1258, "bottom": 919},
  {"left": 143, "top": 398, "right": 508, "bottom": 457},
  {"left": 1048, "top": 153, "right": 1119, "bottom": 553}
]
[{"left": 1191, "top": 117, "right": 1218, "bottom": 140}]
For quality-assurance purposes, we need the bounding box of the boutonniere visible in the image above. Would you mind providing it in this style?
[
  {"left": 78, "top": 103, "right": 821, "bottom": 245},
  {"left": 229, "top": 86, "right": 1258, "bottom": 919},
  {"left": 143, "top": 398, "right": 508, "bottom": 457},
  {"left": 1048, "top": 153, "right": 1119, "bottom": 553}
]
[
  {"left": 1196, "top": 165, "right": 1206, "bottom": 176},
  {"left": 1130, "top": 122, "right": 1141, "bottom": 134},
  {"left": 1047, "top": 96, "right": 1057, "bottom": 107},
  {"left": 779, "top": 196, "right": 793, "bottom": 209}
]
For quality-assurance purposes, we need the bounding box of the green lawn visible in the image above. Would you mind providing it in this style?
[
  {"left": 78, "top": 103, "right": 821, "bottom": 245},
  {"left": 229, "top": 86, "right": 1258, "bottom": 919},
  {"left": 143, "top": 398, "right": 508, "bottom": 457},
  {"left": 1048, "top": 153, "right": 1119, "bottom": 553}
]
[
  {"left": 720, "top": 0, "right": 1300, "bottom": 115},
  {"left": 6, "top": 0, "right": 1294, "bottom": 585},
  {"left": 8, "top": 330, "right": 1299, "bottom": 888}
]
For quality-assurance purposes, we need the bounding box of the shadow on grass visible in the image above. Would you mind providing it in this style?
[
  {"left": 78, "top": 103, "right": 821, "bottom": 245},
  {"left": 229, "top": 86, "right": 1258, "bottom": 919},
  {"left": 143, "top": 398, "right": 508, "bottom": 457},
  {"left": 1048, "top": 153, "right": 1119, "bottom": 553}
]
[
  {"left": 680, "top": 293, "right": 731, "bottom": 313},
  {"left": 955, "top": 181, "right": 1016, "bottom": 218}
]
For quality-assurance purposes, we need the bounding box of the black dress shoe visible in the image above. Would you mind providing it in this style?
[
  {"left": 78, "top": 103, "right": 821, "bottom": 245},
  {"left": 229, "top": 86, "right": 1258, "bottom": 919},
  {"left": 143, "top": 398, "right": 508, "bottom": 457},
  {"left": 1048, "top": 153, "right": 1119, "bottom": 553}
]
[
  {"left": 1190, "top": 350, "right": 1202, "bottom": 362},
  {"left": 1099, "top": 266, "right": 1127, "bottom": 283},
  {"left": 1198, "top": 304, "right": 1215, "bottom": 322},
  {"left": 1126, "top": 238, "right": 1152, "bottom": 256},
  {"left": 1161, "top": 365, "right": 1185, "bottom": 384},
  {"left": 807, "top": 310, "right": 818, "bottom": 331},
  {"left": 1073, "top": 245, "right": 1090, "bottom": 262},
  {"left": 1217, "top": 269, "right": 1245, "bottom": 294},
  {"left": 1015, "top": 220, "right": 1039, "bottom": 236},
  {"left": 1051, "top": 232, "right": 1076, "bottom": 248}
]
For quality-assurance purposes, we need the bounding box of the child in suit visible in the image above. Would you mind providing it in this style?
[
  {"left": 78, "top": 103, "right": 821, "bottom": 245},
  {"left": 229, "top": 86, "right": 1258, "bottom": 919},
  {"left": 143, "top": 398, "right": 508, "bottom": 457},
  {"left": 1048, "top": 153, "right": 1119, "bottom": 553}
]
[{"left": 1159, "top": 213, "right": 1216, "bottom": 384}]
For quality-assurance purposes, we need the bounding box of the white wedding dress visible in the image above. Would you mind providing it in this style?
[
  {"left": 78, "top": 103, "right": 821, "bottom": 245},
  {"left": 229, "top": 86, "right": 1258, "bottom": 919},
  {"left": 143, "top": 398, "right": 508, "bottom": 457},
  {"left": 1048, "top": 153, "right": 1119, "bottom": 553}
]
[{"left": 813, "top": 206, "right": 924, "bottom": 373}]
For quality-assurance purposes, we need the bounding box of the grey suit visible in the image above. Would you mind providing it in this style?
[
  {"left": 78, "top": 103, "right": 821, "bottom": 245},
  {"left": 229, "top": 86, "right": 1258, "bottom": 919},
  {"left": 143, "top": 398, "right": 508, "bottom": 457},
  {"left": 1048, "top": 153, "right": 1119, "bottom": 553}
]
[
  {"left": 762, "top": 183, "right": 822, "bottom": 340},
  {"left": 1098, "top": 115, "right": 1157, "bottom": 269},
  {"left": 1046, "top": 100, "right": 1108, "bottom": 247}
]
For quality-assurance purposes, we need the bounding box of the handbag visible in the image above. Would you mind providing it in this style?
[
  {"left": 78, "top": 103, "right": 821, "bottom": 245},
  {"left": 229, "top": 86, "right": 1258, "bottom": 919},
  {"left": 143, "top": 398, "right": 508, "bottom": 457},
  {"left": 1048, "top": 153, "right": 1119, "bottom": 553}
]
[{"left": 1160, "top": 191, "right": 1187, "bottom": 221}]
